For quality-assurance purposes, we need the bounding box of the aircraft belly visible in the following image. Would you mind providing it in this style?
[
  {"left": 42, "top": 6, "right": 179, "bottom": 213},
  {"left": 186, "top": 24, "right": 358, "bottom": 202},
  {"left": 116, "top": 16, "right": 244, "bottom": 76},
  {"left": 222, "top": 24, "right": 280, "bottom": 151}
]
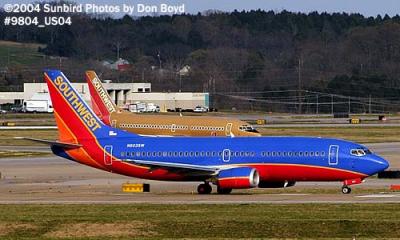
[{"left": 250, "top": 164, "right": 366, "bottom": 181}]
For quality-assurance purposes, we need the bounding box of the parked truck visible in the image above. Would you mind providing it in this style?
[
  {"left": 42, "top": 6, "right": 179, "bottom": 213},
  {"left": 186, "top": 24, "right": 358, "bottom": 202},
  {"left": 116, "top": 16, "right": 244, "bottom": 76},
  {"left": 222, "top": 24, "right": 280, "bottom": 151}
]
[
  {"left": 23, "top": 93, "right": 53, "bottom": 113},
  {"left": 127, "top": 102, "right": 160, "bottom": 113}
]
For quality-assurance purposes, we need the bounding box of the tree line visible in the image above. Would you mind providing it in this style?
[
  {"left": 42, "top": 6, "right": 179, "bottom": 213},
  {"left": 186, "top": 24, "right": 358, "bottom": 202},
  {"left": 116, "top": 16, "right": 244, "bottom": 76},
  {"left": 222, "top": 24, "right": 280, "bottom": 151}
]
[{"left": 1, "top": 5, "right": 400, "bottom": 111}]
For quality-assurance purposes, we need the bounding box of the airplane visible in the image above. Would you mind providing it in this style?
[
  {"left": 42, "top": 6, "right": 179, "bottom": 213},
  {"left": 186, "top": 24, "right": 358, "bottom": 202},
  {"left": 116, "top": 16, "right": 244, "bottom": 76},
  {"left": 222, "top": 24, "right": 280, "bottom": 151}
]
[
  {"left": 85, "top": 71, "right": 261, "bottom": 137},
  {"left": 28, "top": 69, "right": 389, "bottom": 195}
]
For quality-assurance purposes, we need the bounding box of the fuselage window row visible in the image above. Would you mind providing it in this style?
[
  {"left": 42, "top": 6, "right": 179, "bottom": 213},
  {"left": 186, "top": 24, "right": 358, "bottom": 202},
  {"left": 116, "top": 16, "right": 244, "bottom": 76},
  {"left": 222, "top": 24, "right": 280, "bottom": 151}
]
[
  {"left": 119, "top": 123, "right": 227, "bottom": 131},
  {"left": 121, "top": 151, "right": 326, "bottom": 158}
]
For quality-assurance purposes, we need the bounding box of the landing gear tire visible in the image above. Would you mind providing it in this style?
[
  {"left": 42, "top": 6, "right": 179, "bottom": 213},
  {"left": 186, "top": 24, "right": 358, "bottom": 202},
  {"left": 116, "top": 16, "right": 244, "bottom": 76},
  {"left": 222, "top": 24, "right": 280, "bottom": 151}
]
[
  {"left": 341, "top": 186, "right": 351, "bottom": 194},
  {"left": 217, "top": 186, "right": 232, "bottom": 194},
  {"left": 197, "top": 183, "right": 212, "bottom": 194}
]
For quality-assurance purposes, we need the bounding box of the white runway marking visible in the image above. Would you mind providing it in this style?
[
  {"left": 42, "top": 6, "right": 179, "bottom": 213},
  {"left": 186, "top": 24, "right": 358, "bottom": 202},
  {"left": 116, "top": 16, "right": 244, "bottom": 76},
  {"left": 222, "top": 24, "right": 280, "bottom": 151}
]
[
  {"left": 356, "top": 194, "right": 399, "bottom": 198},
  {"left": 276, "top": 193, "right": 310, "bottom": 196}
]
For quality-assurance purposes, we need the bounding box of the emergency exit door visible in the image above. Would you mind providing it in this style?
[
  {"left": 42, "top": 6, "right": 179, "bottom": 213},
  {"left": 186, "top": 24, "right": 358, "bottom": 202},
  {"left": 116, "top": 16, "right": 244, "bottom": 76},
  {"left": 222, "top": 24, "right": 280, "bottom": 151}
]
[
  {"left": 104, "top": 145, "right": 113, "bottom": 165},
  {"left": 329, "top": 145, "right": 339, "bottom": 165}
]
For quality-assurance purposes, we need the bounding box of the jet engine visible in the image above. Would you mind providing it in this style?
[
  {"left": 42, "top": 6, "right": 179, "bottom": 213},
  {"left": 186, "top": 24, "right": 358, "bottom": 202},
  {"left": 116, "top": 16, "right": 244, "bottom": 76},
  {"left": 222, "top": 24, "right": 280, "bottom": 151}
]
[
  {"left": 258, "top": 181, "right": 296, "bottom": 188},
  {"left": 217, "top": 167, "right": 260, "bottom": 189}
]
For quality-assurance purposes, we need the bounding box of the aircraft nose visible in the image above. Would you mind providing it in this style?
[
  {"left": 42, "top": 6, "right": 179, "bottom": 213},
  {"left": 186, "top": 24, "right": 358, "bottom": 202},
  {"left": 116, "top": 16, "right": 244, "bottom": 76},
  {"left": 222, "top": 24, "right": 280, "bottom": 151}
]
[{"left": 371, "top": 154, "right": 389, "bottom": 173}]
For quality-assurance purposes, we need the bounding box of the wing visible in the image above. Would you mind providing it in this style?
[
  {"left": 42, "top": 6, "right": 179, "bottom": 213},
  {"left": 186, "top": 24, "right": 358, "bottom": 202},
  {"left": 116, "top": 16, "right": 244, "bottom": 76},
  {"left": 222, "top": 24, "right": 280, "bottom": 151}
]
[
  {"left": 14, "top": 137, "right": 81, "bottom": 149},
  {"left": 125, "top": 159, "right": 219, "bottom": 177}
]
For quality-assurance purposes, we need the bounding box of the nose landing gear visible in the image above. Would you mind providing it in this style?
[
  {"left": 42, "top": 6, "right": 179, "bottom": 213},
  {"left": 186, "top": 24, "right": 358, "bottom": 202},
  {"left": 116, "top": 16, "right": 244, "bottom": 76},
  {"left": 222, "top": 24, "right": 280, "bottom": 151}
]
[
  {"left": 341, "top": 178, "right": 363, "bottom": 194},
  {"left": 341, "top": 185, "right": 351, "bottom": 194}
]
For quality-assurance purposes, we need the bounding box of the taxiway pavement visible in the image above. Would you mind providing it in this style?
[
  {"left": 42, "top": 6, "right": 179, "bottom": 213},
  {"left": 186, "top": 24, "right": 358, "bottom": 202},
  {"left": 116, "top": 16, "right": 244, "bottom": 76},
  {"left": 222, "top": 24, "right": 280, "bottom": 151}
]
[{"left": 0, "top": 143, "right": 399, "bottom": 204}]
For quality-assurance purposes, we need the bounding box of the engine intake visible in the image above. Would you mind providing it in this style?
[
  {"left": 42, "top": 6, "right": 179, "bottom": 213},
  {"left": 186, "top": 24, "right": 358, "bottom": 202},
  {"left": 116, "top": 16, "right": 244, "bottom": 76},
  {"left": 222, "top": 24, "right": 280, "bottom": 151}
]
[{"left": 217, "top": 167, "right": 259, "bottom": 189}]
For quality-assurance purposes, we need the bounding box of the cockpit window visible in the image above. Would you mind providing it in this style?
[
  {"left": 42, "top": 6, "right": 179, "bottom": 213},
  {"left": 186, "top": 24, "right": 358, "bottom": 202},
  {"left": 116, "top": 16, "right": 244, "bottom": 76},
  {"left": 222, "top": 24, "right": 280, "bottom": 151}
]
[
  {"left": 239, "top": 125, "right": 259, "bottom": 133},
  {"left": 350, "top": 148, "right": 371, "bottom": 157}
]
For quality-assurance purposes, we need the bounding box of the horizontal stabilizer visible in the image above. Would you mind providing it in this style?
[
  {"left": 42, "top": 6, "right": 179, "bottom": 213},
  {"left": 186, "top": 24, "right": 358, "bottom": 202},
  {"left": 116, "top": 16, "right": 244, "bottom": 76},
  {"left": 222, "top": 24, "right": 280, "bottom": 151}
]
[{"left": 14, "top": 137, "right": 81, "bottom": 149}]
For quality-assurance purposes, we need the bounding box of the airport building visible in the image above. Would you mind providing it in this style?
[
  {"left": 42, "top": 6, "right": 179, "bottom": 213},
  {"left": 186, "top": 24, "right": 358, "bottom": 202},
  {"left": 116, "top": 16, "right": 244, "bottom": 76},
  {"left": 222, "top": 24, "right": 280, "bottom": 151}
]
[{"left": 0, "top": 82, "right": 209, "bottom": 111}]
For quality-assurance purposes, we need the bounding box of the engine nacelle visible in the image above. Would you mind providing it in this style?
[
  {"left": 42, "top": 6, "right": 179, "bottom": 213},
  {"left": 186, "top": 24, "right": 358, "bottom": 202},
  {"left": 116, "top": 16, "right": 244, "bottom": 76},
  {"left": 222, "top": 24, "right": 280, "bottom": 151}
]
[
  {"left": 258, "top": 181, "right": 296, "bottom": 188},
  {"left": 217, "top": 167, "right": 260, "bottom": 189}
]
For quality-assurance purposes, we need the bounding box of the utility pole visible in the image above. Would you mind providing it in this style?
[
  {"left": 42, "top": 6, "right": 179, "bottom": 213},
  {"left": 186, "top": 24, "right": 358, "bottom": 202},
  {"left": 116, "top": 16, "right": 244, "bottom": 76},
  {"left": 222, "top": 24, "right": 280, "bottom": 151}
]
[
  {"left": 331, "top": 95, "right": 334, "bottom": 115},
  {"left": 297, "top": 57, "right": 302, "bottom": 114},
  {"left": 348, "top": 96, "right": 351, "bottom": 114},
  {"left": 157, "top": 51, "right": 162, "bottom": 69},
  {"left": 179, "top": 74, "right": 182, "bottom": 92},
  {"left": 368, "top": 95, "right": 372, "bottom": 114},
  {"left": 316, "top": 94, "right": 319, "bottom": 115}
]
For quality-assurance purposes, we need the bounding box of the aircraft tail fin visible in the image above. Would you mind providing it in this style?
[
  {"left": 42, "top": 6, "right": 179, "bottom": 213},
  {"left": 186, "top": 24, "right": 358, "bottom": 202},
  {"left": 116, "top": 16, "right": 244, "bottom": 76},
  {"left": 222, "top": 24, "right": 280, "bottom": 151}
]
[
  {"left": 44, "top": 70, "right": 134, "bottom": 143},
  {"left": 86, "top": 71, "right": 118, "bottom": 125}
]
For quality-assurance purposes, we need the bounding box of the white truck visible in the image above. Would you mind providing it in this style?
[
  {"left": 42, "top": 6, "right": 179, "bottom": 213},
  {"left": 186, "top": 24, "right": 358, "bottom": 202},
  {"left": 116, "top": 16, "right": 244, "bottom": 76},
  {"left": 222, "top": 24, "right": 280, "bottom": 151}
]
[
  {"left": 128, "top": 102, "right": 160, "bottom": 113},
  {"left": 23, "top": 93, "right": 54, "bottom": 113}
]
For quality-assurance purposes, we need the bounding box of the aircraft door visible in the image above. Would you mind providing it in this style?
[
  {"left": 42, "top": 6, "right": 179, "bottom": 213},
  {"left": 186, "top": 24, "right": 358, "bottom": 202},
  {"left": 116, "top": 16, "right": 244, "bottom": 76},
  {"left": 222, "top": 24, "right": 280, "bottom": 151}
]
[
  {"left": 171, "top": 124, "right": 176, "bottom": 133},
  {"left": 222, "top": 149, "right": 231, "bottom": 162},
  {"left": 328, "top": 145, "right": 339, "bottom": 165},
  {"left": 104, "top": 145, "right": 113, "bottom": 166},
  {"left": 111, "top": 120, "right": 117, "bottom": 127},
  {"left": 225, "top": 123, "right": 233, "bottom": 136}
]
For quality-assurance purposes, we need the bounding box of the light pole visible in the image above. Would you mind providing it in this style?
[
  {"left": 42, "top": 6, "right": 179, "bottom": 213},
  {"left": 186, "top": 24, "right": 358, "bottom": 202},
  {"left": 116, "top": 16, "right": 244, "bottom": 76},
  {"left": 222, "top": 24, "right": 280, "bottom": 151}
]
[{"left": 157, "top": 51, "right": 162, "bottom": 69}]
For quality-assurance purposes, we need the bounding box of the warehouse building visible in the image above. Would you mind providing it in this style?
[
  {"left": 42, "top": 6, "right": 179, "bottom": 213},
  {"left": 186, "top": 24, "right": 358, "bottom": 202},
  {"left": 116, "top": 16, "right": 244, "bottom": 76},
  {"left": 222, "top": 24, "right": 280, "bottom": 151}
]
[{"left": 0, "top": 82, "right": 209, "bottom": 112}]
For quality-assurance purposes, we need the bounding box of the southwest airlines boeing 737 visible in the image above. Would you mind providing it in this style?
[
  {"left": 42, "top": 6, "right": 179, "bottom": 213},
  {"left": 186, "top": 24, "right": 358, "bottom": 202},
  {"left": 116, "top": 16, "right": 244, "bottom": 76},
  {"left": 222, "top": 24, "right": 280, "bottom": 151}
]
[
  {"left": 27, "top": 70, "right": 389, "bottom": 194},
  {"left": 85, "top": 71, "right": 261, "bottom": 137}
]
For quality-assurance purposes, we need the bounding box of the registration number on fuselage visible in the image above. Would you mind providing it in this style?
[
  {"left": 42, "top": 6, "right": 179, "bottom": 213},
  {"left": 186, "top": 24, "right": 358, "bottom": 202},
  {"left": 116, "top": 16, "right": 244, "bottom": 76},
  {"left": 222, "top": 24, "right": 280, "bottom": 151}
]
[{"left": 127, "top": 143, "right": 145, "bottom": 148}]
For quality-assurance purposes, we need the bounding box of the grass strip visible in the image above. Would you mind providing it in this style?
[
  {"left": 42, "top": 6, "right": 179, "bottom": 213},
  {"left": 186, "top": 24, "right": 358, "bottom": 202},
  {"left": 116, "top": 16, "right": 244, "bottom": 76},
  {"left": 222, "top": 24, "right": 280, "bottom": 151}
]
[{"left": 0, "top": 204, "right": 399, "bottom": 239}]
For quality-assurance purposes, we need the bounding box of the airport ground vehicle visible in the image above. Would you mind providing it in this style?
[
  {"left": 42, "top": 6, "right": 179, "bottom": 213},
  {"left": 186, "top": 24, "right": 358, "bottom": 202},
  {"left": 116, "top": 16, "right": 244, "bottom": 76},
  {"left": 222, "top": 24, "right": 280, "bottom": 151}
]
[
  {"left": 128, "top": 102, "right": 160, "bottom": 113},
  {"left": 23, "top": 70, "right": 389, "bottom": 194},
  {"left": 193, "top": 106, "right": 208, "bottom": 113},
  {"left": 23, "top": 100, "right": 53, "bottom": 113},
  {"left": 86, "top": 71, "right": 260, "bottom": 137},
  {"left": 23, "top": 93, "right": 53, "bottom": 113}
]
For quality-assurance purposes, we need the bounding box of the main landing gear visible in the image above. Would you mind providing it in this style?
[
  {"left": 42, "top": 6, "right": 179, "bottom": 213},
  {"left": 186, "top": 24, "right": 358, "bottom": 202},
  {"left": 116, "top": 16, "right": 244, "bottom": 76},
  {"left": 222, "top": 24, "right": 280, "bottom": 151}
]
[
  {"left": 196, "top": 182, "right": 233, "bottom": 194},
  {"left": 197, "top": 182, "right": 212, "bottom": 194}
]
